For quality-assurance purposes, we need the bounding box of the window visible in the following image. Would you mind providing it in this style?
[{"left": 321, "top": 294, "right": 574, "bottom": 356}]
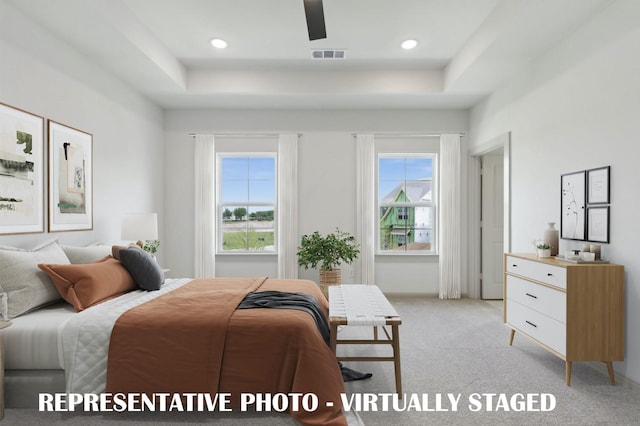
[
  {"left": 397, "top": 207, "right": 408, "bottom": 221},
  {"left": 217, "top": 154, "right": 276, "bottom": 253},
  {"left": 378, "top": 154, "right": 436, "bottom": 253}
]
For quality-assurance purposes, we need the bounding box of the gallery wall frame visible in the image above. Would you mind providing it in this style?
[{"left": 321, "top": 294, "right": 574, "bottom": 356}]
[
  {"left": 587, "top": 205, "right": 609, "bottom": 243},
  {"left": 47, "top": 120, "right": 93, "bottom": 232},
  {"left": 586, "top": 166, "right": 610, "bottom": 204},
  {"left": 0, "top": 102, "right": 45, "bottom": 235},
  {"left": 561, "top": 166, "right": 611, "bottom": 243},
  {"left": 560, "top": 170, "right": 586, "bottom": 241}
]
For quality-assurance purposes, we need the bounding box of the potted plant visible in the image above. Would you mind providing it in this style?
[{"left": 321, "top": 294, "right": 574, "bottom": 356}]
[
  {"left": 142, "top": 239, "right": 160, "bottom": 256},
  {"left": 297, "top": 228, "right": 360, "bottom": 294},
  {"left": 536, "top": 243, "right": 552, "bottom": 258}
]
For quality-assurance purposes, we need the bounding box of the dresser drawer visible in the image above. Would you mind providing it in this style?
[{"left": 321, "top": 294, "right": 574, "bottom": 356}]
[
  {"left": 506, "top": 299, "right": 566, "bottom": 356},
  {"left": 506, "top": 275, "right": 566, "bottom": 323},
  {"left": 506, "top": 256, "right": 566, "bottom": 289}
]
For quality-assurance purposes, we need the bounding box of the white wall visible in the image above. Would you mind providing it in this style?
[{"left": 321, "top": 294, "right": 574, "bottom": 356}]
[
  {"left": 0, "top": 2, "right": 164, "bottom": 259},
  {"left": 163, "top": 109, "right": 467, "bottom": 294},
  {"left": 468, "top": 0, "right": 640, "bottom": 382}
]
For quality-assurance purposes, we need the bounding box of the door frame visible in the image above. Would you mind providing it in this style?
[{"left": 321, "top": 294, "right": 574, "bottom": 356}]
[{"left": 468, "top": 132, "right": 511, "bottom": 299}]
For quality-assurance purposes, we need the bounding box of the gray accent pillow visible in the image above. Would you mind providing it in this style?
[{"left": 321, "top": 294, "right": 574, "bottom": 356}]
[
  {"left": 0, "top": 240, "right": 70, "bottom": 319},
  {"left": 61, "top": 243, "right": 112, "bottom": 264},
  {"left": 118, "top": 248, "right": 164, "bottom": 291}
]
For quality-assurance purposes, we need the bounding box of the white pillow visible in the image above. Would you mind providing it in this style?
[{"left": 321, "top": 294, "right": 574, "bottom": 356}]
[
  {"left": 0, "top": 240, "right": 70, "bottom": 319},
  {"left": 61, "top": 243, "right": 112, "bottom": 264}
]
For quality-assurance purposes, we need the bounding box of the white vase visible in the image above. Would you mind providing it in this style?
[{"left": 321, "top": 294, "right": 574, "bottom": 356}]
[{"left": 543, "top": 222, "right": 559, "bottom": 256}]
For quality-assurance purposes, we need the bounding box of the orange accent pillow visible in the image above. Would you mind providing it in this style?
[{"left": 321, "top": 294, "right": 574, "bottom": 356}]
[{"left": 38, "top": 257, "right": 137, "bottom": 312}]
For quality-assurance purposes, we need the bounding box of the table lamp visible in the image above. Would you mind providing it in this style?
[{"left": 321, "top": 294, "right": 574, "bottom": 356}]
[{"left": 121, "top": 213, "right": 158, "bottom": 250}]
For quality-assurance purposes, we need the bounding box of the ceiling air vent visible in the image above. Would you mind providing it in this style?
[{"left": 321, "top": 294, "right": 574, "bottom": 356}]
[{"left": 311, "top": 49, "right": 346, "bottom": 59}]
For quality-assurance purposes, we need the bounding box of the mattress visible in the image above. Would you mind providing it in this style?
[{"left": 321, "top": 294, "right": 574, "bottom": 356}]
[{"left": 2, "top": 302, "right": 76, "bottom": 370}]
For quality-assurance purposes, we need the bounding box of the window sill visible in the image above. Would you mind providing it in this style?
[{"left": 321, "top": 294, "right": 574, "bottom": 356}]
[
  {"left": 216, "top": 252, "right": 278, "bottom": 256},
  {"left": 376, "top": 251, "right": 438, "bottom": 257}
]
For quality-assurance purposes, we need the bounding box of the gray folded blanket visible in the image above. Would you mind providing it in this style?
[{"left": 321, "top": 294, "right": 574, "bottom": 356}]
[{"left": 237, "top": 290, "right": 372, "bottom": 382}]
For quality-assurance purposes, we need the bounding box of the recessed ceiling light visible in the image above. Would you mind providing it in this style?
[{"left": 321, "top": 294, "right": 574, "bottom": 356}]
[
  {"left": 210, "top": 38, "right": 228, "bottom": 49},
  {"left": 401, "top": 39, "right": 418, "bottom": 50}
]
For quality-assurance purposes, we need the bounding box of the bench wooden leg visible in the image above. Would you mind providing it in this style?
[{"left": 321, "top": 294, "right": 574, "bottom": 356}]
[
  {"left": 391, "top": 324, "right": 402, "bottom": 395},
  {"left": 330, "top": 322, "right": 338, "bottom": 354}
]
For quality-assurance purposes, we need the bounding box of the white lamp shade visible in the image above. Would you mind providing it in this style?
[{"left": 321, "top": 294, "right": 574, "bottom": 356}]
[{"left": 121, "top": 213, "right": 158, "bottom": 241}]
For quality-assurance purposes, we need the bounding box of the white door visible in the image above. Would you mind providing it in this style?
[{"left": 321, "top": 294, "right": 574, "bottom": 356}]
[{"left": 481, "top": 150, "right": 504, "bottom": 299}]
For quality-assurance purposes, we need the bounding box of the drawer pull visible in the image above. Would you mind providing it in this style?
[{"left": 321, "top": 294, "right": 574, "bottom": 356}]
[
  {"left": 512, "top": 264, "right": 518, "bottom": 268},
  {"left": 525, "top": 293, "right": 538, "bottom": 299},
  {"left": 525, "top": 320, "right": 538, "bottom": 328}
]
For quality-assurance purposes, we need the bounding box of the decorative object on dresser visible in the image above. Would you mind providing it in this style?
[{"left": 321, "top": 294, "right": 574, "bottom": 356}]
[
  {"left": 543, "top": 222, "right": 559, "bottom": 256},
  {"left": 48, "top": 120, "right": 93, "bottom": 232},
  {"left": 297, "top": 228, "right": 360, "bottom": 296},
  {"left": 0, "top": 102, "right": 45, "bottom": 235},
  {"left": 536, "top": 243, "right": 552, "bottom": 258},
  {"left": 504, "top": 253, "right": 624, "bottom": 386}
]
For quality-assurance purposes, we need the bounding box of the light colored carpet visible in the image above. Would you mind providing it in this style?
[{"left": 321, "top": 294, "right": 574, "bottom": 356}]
[
  {"left": 342, "top": 297, "right": 640, "bottom": 425},
  {"left": 5, "top": 297, "right": 640, "bottom": 425}
]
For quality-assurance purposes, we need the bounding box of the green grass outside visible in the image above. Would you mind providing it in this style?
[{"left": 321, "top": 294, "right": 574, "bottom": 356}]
[{"left": 223, "top": 231, "right": 275, "bottom": 251}]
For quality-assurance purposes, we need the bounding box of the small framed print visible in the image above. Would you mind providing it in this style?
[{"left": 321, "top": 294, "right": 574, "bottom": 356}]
[
  {"left": 0, "top": 102, "right": 45, "bottom": 235},
  {"left": 587, "top": 166, "right": 610, "bottom": 204},
  {"left": 48, "top": 120, "right": 93, "bottom": 232},
  {"left": 561, "top": 170, "right": 586, "bottom": 241},
  {"left": 587, "top": 206, "right": 609, "bottom": 243}
]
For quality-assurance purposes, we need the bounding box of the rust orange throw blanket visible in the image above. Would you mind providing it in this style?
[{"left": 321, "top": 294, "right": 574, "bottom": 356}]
[{"left": 106, "top": 277, "right": 347, "bottom": 426}]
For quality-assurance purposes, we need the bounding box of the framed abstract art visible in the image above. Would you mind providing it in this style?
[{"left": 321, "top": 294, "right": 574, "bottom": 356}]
[
  {"left": 0, "top": 102, "right": 45, "bottom": 235},
  {"left": 48, "top": 120, "right": 93, "bottom": 232}
]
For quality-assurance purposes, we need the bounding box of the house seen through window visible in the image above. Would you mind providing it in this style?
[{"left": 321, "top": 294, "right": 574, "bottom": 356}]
[
  {"left": 218, "top": 154, "right": 276, "bottom": 253},
  {"left": 378, "top": 154, "right": 436, "bottom": 253}
]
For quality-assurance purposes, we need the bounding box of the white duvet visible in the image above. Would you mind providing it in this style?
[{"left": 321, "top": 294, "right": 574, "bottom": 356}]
[{"left": 62, "top": 278, "right": 191, "bottom": 393}]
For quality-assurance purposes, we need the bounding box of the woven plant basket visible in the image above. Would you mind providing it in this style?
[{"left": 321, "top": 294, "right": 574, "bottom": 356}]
[{"left": 319, "top": 268, "right": 342, "bottom": 298}]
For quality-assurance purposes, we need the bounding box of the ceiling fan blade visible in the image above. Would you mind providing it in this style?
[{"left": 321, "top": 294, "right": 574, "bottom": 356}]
[{"left": 303, "top": 0, "right": 327, "bottom": 40}]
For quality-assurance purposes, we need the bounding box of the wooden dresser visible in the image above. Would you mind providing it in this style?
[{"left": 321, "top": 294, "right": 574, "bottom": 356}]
[{"left": 503, "top": 253, "right": 624, "bottom": 385}]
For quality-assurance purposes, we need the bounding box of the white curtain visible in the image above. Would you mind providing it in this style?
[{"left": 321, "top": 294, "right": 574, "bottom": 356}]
[
  {"left": 278, "top": 134, "right": 299, "bottom": 279},
  {"left": 439, "top": 134, "right": 461, "bottom": 299},
  {"left": 356, "top": 133, "right": 375, "bottom": 284},
  {"left": 194, "top": 134, "right": 216, "bottom": 278}
]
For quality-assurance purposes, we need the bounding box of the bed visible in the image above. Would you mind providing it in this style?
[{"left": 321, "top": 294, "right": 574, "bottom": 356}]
[{"left": 0, "top": 241, "right": 347, "bottom": 426}]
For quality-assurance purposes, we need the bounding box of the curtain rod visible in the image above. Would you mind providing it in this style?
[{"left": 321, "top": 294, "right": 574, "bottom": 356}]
[
  {"left": 189, "top": 133, "right": 301, "bottom": 138},
  {"left": 189, "top": 132, "right": 462, "bottom": 138},
  {"left": 351, "top": 132, "right": 465, "bottom": 138}
]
